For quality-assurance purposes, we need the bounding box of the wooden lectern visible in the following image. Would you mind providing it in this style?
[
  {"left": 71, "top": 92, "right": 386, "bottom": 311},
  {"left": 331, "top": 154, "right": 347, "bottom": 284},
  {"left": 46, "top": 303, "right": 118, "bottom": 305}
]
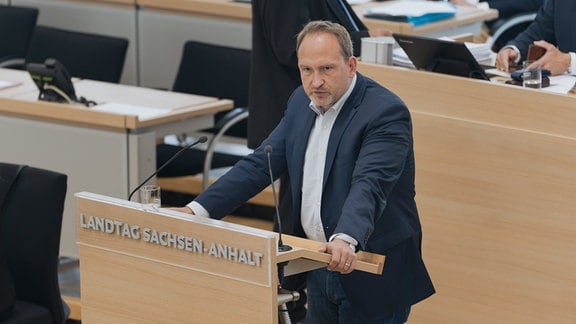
[{"left": 76, "top": 192, "right": 384, "bottom": 323}]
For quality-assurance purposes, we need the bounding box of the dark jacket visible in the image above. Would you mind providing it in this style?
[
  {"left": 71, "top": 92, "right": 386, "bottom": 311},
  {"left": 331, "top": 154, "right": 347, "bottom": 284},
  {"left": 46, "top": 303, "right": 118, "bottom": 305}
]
[{"left": 197, "top": 73, "right": 435, "bottom": 319}]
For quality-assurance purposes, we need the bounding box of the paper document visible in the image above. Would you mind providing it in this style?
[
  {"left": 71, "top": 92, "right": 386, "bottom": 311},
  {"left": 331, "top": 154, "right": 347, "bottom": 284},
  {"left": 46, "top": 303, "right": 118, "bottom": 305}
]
[
  {"left": 92, "top": 102, "right": 169, "bottom": 120},
  {"left": 542, "top": 75, "right": 576, "bottom": 95},
  {"left": 0, "top": 80, "right": 21, "bottom": 91}
]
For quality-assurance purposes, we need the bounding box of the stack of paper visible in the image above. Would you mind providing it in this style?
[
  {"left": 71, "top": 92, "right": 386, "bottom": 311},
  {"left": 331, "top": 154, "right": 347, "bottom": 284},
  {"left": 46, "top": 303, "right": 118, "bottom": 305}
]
[
  {"left": 364, "top": 1, "right": 456, "bottom": 26},
  {"left": 392, "top": 47, "right": 415, "bottom": 68},
  {"left": 465, "top": 42, "right": 492, "bottom": 63},
  {"left": 0, "top": 80, "right": 21, "bottom": 91}
]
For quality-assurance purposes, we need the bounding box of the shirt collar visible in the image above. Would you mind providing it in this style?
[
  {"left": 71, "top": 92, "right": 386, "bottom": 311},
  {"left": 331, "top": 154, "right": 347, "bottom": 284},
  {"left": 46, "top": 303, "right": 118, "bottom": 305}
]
[{"left": 309, "top": 73, "right": 357, "bottom": 115}]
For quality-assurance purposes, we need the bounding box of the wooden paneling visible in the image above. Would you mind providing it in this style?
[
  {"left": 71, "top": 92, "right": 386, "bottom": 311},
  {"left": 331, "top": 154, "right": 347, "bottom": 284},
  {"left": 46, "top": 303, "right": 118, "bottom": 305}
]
[{"left": 358, "top": 63, "right": 576, "bottom": 323}]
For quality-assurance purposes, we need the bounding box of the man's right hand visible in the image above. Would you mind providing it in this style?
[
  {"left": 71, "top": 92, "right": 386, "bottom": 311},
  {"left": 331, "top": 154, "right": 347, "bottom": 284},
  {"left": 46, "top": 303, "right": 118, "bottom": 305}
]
[{"left": 496, "top": 47, "right": 519, "bottom": 72}]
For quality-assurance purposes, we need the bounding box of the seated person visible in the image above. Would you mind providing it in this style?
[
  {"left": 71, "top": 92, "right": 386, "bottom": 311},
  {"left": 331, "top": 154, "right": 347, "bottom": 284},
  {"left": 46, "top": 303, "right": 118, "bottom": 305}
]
[{"left": 495, "top": 0, "right": 576, "bottom": 76}]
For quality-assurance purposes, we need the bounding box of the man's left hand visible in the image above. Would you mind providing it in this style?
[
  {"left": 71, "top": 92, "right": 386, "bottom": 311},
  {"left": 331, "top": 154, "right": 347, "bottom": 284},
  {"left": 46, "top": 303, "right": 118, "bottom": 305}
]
[
  {"left": 532, "top": 40, "right": 571, "bottom": 75},
  {"left": 318, "top": 238, "right": 357, "bottom": 274}
]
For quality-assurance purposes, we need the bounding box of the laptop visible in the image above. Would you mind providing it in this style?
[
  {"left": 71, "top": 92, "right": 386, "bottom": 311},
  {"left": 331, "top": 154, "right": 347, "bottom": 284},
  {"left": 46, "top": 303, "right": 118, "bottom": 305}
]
[{"left": 392, "top": 33, "right": 492, "bottom": 81}]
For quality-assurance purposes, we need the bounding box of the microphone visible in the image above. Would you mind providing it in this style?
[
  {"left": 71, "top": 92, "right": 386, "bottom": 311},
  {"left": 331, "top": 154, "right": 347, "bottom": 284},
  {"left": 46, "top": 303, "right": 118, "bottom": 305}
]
[
  {"left": 128, "top": 136, "right": 208, "bottom": 201},
  {"left": 264, "top": 145, "right": 292, "bottom": 252}
]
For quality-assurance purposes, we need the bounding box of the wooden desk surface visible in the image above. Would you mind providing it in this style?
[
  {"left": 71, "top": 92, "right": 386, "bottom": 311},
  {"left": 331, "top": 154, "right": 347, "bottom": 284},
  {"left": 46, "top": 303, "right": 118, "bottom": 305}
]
[
  {"left": 0, "top": 69, "right": 232, "bottom": 130},
  {"left": 137, "top": 0, "right": 251, "bottom": 20},
  {"left": 358, "top": 62, "right": 576, "bottom": 323}
]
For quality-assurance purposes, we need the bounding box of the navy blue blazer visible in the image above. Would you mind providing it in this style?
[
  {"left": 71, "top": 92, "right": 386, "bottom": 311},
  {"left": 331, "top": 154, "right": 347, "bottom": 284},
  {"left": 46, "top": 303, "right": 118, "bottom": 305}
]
[
  {"left": 509, "top": 0, "right": 576, "bottom": 60},
  {"left": 196, "top": 73, "right": 434, "bottom": 319}
]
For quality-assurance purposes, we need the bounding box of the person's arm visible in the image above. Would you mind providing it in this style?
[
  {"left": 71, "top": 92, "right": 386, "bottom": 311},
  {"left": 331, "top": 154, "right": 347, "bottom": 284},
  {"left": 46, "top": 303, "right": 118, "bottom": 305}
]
[
  {"left": 506, "top": 0, "right": 555, "bottom": 60},
  {"left": 327, "top": 88, "right": 414, "bottom": 270}
]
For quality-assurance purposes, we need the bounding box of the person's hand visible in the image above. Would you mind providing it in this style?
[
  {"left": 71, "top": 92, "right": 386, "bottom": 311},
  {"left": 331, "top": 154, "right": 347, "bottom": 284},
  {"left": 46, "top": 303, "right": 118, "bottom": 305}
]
[
  {"left": 169, "top": 206, "right": 194, "bottom": 214},
  {"left": 531, "top": 40, "right": 571, "bottom": 76},
  {"left": 368, "top": 28, "right": 392, "bottom": 37},
  {"left": 318, "top": 238, "right": 357, "bottom": 274},
  {"left": 495, "top": 47, "right": 519, "bottom": 72}
]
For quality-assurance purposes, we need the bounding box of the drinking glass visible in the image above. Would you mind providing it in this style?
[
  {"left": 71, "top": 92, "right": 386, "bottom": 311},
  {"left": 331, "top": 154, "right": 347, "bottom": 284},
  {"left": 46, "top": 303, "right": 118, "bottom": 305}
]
[
  {"left": 140, "top": 185, "right": 161, "bottom": 211},
  {"left": 522, "top": 60, "right": 542, "bottom": 89}
]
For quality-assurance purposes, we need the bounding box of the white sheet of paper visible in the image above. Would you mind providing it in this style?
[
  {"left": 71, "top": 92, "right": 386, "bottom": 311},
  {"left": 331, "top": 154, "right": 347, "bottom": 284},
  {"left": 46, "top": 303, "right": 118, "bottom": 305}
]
[{"left": 91, "top": 102, "right": 169, "bottom": 120}]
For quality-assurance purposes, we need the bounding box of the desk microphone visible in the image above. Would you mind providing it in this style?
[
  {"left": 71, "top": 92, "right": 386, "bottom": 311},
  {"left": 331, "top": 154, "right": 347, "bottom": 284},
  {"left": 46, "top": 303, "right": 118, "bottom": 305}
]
[
  {"left": 128, "top": 136, "right": 208, "bottom": 201},
  {"left": 264, "top": 145, "right": 292, "bottom": 252}
]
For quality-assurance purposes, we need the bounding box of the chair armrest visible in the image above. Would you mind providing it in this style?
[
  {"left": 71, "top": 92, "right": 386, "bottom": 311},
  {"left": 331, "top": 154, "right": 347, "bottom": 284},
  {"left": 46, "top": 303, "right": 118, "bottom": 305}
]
[
  {"left": 0, "top": 58, "right": 26, "bottom": 69},
  {"left": 203, "top": 107, "right": 249, "bottom": 189},
  {"left": 213, "top": 107, "right": 248, "bottom": 130},
  {"left": 489, "top": 13, "right": 536, "bottom": 52}
]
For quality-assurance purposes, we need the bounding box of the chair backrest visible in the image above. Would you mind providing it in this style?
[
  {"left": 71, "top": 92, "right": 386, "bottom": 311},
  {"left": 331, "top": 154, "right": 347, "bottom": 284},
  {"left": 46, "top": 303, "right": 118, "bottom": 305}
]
[
  {"left": 26, "top": 25, "right": 129, "bottom": 83},
  {"left": 0, "top": 163, "right": 67, "bottom": 324},
  {"left": 0, "top": 5, "right": 39, "bottom": 63},
  {"left": 172, "top": 41, "right": 251, "bottom": 137},
  {"left": 489, "top": 13, "right": 537, "bottom": 53}
]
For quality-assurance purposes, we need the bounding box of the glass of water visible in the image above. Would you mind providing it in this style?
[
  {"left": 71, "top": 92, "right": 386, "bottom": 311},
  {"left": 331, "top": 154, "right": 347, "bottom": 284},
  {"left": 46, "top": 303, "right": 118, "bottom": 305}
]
[
  {"left": 522, "top": 60, "right": 542, "bottom": 89},
  {"left": 140, "top": 185, "right": 161, "bottom": 211}
]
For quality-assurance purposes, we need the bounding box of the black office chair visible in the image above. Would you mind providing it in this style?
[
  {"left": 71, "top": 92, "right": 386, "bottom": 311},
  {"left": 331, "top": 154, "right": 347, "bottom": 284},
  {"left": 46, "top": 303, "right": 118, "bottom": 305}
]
[
  {"left": 0, "top": 5, "right": 39, "bottom": 67},
  {"left": 489, "top": 13, "right": 536, "bottom": 52},
  {"left": 24, "top": 25, "right": 129, "bottom": 83},
  {"left": 0, "top": 163, "right": 68, "bottom": 324},
  {"left": 157, "top": 41, "right": 252, "bottom": 183},
  {"left": 172, "top": 40, "right": 250, "bottom": 139}
]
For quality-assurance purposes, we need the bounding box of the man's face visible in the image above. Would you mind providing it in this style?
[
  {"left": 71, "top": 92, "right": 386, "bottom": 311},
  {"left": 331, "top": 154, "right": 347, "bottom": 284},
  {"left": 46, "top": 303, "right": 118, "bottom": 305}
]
[{"left": 297, "top": 32, "right": 357, "bottom": 111}]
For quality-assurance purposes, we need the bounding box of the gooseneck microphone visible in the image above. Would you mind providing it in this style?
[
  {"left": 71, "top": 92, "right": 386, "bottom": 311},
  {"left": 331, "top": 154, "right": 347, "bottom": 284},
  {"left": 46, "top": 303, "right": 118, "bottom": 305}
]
[
  {"left": 128, "top": 136, "right": 208, "bottom": 201},
  {"left": 264, "top": 145, "right": 292, "bottom": 252}
]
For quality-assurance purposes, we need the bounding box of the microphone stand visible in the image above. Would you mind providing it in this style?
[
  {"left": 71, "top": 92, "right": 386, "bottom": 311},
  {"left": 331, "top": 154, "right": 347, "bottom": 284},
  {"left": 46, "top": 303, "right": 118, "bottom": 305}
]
[{"left": 264, "top": 145, "right": 292, "bottom": 252}]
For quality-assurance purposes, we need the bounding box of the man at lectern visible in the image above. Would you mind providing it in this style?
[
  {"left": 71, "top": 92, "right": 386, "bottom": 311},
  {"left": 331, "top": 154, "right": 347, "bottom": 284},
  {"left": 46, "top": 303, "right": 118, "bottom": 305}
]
[{"left": 174, "top": 21, "right": 435, "bottom": 323}]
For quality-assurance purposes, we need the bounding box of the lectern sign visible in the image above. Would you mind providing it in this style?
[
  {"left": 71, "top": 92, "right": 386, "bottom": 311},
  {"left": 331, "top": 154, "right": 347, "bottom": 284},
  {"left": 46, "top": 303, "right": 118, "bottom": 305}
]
[
  {"left": 76, "top": 193, "right": 277, "bottom": 287},
  {"left": 79, "top": 213, "right": 265, "bottom": 267}
]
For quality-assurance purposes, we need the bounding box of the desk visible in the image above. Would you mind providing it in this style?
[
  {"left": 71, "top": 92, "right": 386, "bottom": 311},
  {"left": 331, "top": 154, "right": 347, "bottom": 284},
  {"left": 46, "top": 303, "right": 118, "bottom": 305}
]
[
  {"left": 358, "top": 62, "right": 576, "bottom": 323},
  {"left": 0, "top": 68, "right": 232, "bottom": 257}
]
